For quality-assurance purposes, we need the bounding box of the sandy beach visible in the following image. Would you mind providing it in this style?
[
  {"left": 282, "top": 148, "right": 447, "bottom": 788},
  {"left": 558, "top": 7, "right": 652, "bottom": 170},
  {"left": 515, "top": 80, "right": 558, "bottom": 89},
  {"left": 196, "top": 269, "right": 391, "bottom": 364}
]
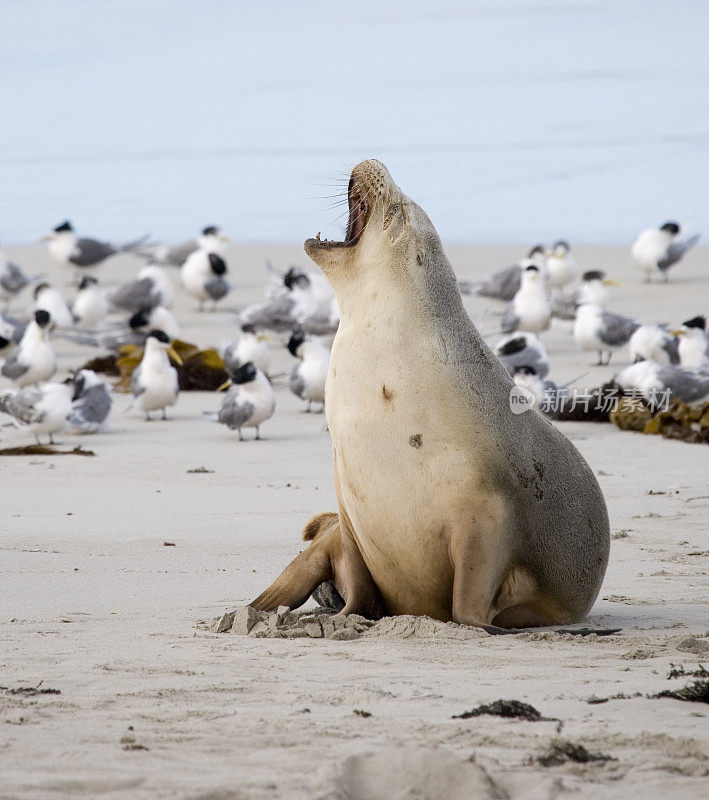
[{"left": 1, "top": 242, "right": 707, "bottom": 799}]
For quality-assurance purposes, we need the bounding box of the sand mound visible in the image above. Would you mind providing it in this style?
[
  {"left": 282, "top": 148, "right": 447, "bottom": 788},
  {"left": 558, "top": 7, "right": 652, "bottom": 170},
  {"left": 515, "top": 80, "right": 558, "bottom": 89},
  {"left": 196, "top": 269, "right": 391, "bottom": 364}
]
[
  {"left": 328, "top": 746, "right": 506, "bottom": 800},
  {"left": 214, "top": 607, "right": 488, "bottom": 641}
]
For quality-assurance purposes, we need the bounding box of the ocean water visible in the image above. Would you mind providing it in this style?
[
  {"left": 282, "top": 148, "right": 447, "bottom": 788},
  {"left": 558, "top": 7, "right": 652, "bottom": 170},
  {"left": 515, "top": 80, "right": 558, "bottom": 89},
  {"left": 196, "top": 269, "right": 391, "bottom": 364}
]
[{"left": 1, "top": 0, "right": 707, "bottom": 246}]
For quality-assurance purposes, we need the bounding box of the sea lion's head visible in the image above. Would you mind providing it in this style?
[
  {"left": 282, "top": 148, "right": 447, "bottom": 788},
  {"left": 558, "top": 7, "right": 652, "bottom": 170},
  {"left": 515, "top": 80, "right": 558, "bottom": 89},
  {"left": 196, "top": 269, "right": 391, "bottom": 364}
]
[{"left": 305, "top": 160, "right": 448, "bottom": 293}]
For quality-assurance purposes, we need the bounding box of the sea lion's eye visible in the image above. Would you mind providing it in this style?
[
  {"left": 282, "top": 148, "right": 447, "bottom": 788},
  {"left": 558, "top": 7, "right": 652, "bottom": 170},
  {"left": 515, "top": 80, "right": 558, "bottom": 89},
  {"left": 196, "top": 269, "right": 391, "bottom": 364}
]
[
  {"left": 416, "top": 251, "right": 425, "bottom": 265},
  {"left": 383, "top": 203, "right": 401, "bottom": 230}
]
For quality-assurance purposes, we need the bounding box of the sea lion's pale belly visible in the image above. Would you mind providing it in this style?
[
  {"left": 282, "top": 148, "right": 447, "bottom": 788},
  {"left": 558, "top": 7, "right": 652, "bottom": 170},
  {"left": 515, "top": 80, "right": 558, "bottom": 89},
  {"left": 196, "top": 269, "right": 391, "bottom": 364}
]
[{"left": 327, "top": 324, "right": 509, "bottom": 618}]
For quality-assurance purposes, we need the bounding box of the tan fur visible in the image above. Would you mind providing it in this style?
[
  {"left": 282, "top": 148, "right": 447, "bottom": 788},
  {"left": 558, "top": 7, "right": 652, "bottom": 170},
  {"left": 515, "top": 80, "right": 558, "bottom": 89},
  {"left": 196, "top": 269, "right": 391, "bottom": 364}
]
[{"left": 250, "top": 160, "right": 610, "bottom": 628}]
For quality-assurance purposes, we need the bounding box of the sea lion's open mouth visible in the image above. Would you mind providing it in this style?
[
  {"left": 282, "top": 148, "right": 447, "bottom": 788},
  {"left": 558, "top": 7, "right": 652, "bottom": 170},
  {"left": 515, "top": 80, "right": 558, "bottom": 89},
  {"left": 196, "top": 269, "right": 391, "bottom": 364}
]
[{"left": 306, "top": 177, "right": 369, "bottom": 252}]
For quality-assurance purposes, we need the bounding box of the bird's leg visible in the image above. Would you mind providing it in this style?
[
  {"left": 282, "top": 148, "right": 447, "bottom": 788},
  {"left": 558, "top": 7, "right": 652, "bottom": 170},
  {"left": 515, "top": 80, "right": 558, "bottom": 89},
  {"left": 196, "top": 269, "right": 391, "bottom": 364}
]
[
  {"left": 255, "top": 426, "right": 261, "bottom": 440},
  {"left": 238, "top": 428, "right": 244, "bottom": 442},
  {"left": 145, "top": 411, "right": 151, "bottom": 421},
  {"left": 35, "top": 433, "right": 41, "bottom": 445},
  {"left": 162, "top": 408, "right": 167, "bottom": 420},
  {"left": 49, "top": 433, "right": 54, "bottom": 444},
  {"left": 306, "top": 400, "right": 312, "bottom": 413},
  {"left": 605, "top": 351, "right": 613, "bottom": 366},
  {"left": 595, "top": 352, "right": 603, "bottom": 366}
]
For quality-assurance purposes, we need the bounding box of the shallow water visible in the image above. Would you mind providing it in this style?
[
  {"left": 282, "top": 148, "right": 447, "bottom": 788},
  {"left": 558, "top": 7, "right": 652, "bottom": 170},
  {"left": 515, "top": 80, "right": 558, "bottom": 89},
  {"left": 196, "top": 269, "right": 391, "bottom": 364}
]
[{"left": 1, "top": 0, "right": 707, "bottom": 245}]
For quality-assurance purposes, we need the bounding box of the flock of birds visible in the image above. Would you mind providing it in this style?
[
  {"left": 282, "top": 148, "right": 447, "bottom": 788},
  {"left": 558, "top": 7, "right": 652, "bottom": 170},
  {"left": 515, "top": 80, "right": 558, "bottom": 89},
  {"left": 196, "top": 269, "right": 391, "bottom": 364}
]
[
  {"left": 460, "top": 222, "right": 708, "bottom": 411},
  {"left": 0, "top": 218, "right": 706, "bottom": 445},
  {"left": 0, "top": 222, "right": 337, "bottom": 443}
]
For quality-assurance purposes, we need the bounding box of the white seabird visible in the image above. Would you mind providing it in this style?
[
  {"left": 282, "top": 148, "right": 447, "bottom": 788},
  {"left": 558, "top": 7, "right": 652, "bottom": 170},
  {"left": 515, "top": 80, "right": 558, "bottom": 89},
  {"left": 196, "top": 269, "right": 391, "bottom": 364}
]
[
  {"left": 551, "top": 270, "right": 619, "bottom": 320},
  {"left": 181, "top": 250, "right": 231, "bottom": 311},
  {"left": 129, "top": 330, "right": 183, "bottom": 420},
  {"left": 631, "top": 221, "right": 701, "bottom": 283},
  {"left": 628, "top": 324, "right": 679, "bottom": 365},
  {"left": 0, "top": 248, "right": 33, "bottom": 307},
  {"left": 500, "top": 265, "right": 552, "bottom": 334},
  {"left": 109, "top": 263, "right": 175, "bottom": 312},
  {"left": 287, "top": 332, "right": 329, "bottom": 413},
  {"left": 615, "top": 360, "right": 709, "bottom": 407},
  {"left": 459, "top": 244, "right": 547, "bottom": 301},
  {"left": 64, "top": 369, "right": 112, "bottom": 433},
  {"left": 495, "top": 332, "right": 550, "bottom": 378},
  {"left": 156, "top": 225, "right": 231, "bottom": 267},
  {"left": 545, "top": 240, "right": 578, "bottom": 290},
  {"left": 208, "top": 361, "right": 275, "bottom": 440},
  {"left": 222, "top": 324, "right": 271, "bottom": 376},
  {"left": 673, "top": 315, "right": 709, "bottom": 370},
  {"left": 72, "top": 276, "right": 110, "bottom": 327},
  {"left": 574, "top": 303, "right": 641, "bottom": 365},
  {"left": 41, "top": 221, "right": 150, "bottom": 275},
  {"left": 129, "top": 305, "right": 180, "bottom": 342},
  {"left": 0, "top": 310, "right": 56, "bottom": 387},
  {"left": 33, "top": 282, "right": 74, "bottom": 328},
  {"left": 0, "top": 381, "right": 72, "bottom": 444}
]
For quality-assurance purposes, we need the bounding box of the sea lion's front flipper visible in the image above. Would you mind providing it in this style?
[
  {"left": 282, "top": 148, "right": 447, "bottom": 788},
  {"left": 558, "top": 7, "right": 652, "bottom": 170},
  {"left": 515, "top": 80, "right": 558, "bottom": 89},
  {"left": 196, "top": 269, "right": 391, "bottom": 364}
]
[{"left": 250, "top": 512, "right": 340, "bottom": 612}]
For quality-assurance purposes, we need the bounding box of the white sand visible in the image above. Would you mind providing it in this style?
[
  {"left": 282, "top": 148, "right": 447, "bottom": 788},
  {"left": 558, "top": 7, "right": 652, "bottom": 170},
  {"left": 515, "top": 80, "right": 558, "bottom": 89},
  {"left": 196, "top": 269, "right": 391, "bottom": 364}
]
[{"left": 0, "top": 242, "right": 707, "bottom": 799}]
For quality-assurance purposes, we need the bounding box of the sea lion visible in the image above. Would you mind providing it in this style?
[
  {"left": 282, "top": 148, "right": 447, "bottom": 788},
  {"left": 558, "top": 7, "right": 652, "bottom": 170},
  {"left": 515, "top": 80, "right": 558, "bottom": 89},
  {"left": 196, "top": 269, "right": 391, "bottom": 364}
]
[{"left": 252, "top": 159, "right": 610, "bottom": 629}]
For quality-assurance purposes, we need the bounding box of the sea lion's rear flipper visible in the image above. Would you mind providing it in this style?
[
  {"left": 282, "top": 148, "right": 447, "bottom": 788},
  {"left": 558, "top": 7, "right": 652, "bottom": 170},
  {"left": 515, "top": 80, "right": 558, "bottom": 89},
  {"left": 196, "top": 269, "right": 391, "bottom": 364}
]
[{"left": 250, "top": 512, "right": 341, "bottom": 612}]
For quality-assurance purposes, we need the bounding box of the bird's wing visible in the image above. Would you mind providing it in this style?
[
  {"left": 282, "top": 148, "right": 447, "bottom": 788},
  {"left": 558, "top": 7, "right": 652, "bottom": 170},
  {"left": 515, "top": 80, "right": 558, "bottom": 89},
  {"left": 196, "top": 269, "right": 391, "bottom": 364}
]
[
  {"left": 662, "top": 337, "right": 680, "bottom": 365},
  {"left": 110, "top": 277, "right": 159, "bottom": 312},
  {"left": 460, "top": 265, "right": 522, "bottom": 301},
  {"left": 71, "top": 385, "right": 112, "bottom": 425},
  {"left": 0, "top": 262, "right": 29, "bottom": 294},
  {"left": 217, "top": 393, "right": 254, "bottom": 429},
  {"left": 204, "top": 278, "right": 230, "bottom": 301},
  {"left": 69, "top": 238, "right": 117, "bottom": 266},
  {"left": 289, "top": 364, "right": 306, "bottom": 399},
  {"left": 598, "top": 312, "right": 640, "bottom": 346},
  {"left": 656, "top": 367, "right": 709, "bottom": 404},
  {"left": 0, "top": 350, "right": 27, "bottom": 380},
  {"left": 239, "top": 296, "right": 296, "bottom": 332},
  {"left": 658, "top": 233, "right": 701, "bottom": 271},
  {"left": 165, "top": 241, "right": 197, "bottom": 266},
  {"left": 500, "top": 306, "right": 519, "bottom": 334},
  {"left": 0, "top": 387, "right": 43, "bottom": 424},
  {"left": 550, "top": 286, "right": 578, "bottom": 320},
  {"left": 130, "top": 365, "right": 145, "bottom": 397}
]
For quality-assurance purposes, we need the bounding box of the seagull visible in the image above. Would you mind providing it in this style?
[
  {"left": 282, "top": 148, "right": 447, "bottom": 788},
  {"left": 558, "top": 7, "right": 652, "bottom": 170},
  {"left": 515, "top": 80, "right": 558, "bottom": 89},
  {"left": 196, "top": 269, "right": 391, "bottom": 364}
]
[
  {"left": 155, "top": 225, "right": 231, "bottom": 267},
  {"left": 33, "top": 283, "right": 74, "bottom": 328},
  {"left": 287, "top": 332, "right": 329, "bottom": 412},
  {"left": 500, "top": 265, "right": 551, "bottom": 334},
  {"left": 512, "top": 366, "right": 570, "bottom": 411},
  {"left": 128, "top": 305, "right": 180, "bottom": 342},
  {"left": 459, "top": 245, "right": 547, "bottom": 300},
  {"left": 207, "top": 361, "right": 275, "bottom": 440},
  {"left": 64, "top": 369, "right": 112, "bottom": 433},
  {"left": 628, "top": 324, "right": 679, "bottom": 365},
  {"left": 222, "top": 324, "right": 271, "bottom": 376},
  {"left": 0, "top": 381, "right": 73, "bottom": 444},
  {"left": 41, "top": 221, "right": 150, "bottom": 276},
  {"left": 574, "top": 303, "right": 640, "bottom": 365},
  {"left": 615, "top": 360, "right": 709, "bottom": 407},
  {"left": 0, "top": 248, "right": 34, "bottom": 307},
  {"left": 673, "top": 315, "right": 709, "bottom": 370},
  {"left": 545, "top": 240, "right": 578, "bottom": 289},
  {"left": 1, "top": 310, "right": 56, "bottom": 387},
  {"left": 109, "top": 263, "right": 175, "bottom": 312},
  {"left": 129, "top": 330, "right": 182, "bottom": 420},
  {"left": 181, "top": 250, "right": 231, "bottom": 311},
  {"left": 631, "top": 221, "right": 701, "bottom": 282},
  {"left": 239, "top": 265, "right": 338, "bottom": 335},
  {"left": 551, "top": 270, "right": 619, "bottom": 320},
  {"left": 495, "top": 332, "right": 550, "bottom": 378},
  {"left": 72, "top": 276, "right": 109, "bottom": 327}
]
